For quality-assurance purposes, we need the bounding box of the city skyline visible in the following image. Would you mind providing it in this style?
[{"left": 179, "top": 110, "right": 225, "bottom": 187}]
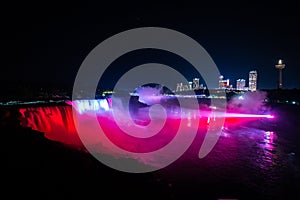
[{"left": 176, "top": 68, "right": 259, "bottom": 92}]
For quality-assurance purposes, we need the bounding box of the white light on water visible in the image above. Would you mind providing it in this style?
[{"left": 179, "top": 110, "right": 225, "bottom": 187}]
[{"left": 73, "top": 99, "right": 110, "bottom": 114}]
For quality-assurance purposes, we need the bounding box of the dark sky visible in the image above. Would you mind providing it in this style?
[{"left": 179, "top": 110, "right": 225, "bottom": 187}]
[{"left": 2, "top": 1, "right": 300, "bottom": 90}]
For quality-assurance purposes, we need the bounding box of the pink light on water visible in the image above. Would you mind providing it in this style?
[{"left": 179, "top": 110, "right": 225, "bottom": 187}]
[
  {"left": 225, "top": 113, "right": 274, "bottom": 119},
  {"left": 266, "top": 115, "right": 275, "bottom": 119},
  {"left": 18, "top": 102, "right": 276, "bottom": 170}
]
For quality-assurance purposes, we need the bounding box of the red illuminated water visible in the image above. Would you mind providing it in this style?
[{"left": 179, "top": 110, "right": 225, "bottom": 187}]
[
  {"left": 18, "top": 98, "right": 274, "bottom": 162},
  {"left": 19, "top": 106, "right": 82, "bottom": 147},
  {"left": 15, "top": 99, "right": 300, "bottom": 199}
]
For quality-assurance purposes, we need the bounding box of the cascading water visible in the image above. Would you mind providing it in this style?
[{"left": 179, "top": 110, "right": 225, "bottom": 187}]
[{"left": 17, "top": 97, "right": 274, "bottom": 165}]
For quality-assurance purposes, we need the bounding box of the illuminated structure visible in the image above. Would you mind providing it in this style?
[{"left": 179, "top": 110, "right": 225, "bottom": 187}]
[
  {"left": 248, "top": 70, "right": 257, "bottom": 91},
  {"left": 218, "top": 75, "right": 230, "bottom": 89},
  {"left": 176, "top": 79, "right": 204, "bottom": 91},
  {"left": 176, "top": 82, "right": 190, "bottom": 91},
  {"left": 236, "top": 79, "right": 246, "bottom": 90},
  {"left": 275, "top": 59, "right": 285, "bottom": 89},
  {"left": 183, "top": 84, "right": 189, "bottom": 91},
  {"left": 193, "top": 78, "right": 200, "bottom": 89},
  {"left": 176, "top": 82, "right": 183, "bottom": 92},
  {"left": 188, "top": 82, "right": 193, "bottom": 90}
]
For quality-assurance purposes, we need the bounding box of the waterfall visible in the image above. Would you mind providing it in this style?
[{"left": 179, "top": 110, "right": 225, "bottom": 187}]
[{"left": 18, "top": 98, "right": 112, "bottom": 147}]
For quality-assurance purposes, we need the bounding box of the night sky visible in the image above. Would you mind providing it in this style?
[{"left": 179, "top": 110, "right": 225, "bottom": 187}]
[{"left": 2, "top": 1, "right": 300, "bottom": 90}]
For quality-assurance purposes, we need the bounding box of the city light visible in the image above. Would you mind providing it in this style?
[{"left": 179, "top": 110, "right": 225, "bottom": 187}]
[
  {"left": 175, "top": 69, "right": 258, "bottom": 92},
  {"left": 275, "top": 59, "right": 286, "bottom": 89}
]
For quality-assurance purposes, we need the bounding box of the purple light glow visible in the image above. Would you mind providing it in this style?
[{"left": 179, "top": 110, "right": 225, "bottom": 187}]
[
  {"left": 19, "top": 99, "right": 276, "bottom": 169},
  {"left": 225, "top": 113, "right": 274, "bottom": 119}
]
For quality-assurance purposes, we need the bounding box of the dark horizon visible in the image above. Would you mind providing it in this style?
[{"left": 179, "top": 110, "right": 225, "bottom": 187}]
[{"left": 2, "top": 2, "right": 300, "bottom": 90}]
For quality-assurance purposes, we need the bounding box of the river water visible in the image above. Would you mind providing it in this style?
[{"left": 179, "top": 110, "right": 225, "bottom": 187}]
[{"left": 14, "top": 99, "right": 300, "bottom": 200}]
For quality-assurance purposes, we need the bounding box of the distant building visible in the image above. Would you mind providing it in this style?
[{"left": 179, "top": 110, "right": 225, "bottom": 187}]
[
  {"left": 176, "top": 82, "right": 183, "bottom": 92},
  {"left": 249, "top": 70, "right": 257, "bottom": 91},
  {"left": 218, "top": 75, "right": 230, "bottom": 89},
  {"left": 188, "top": 82, "right": 193, "bottom": 90},
  {"left": 193, "top": 78, "right": 200, "bottom": 89},
  {"left": 236, "top": 79, "right": 246, "bottom": 90},
  {"left": 182, "top": 84, "right": 189, "bottom": 91}
]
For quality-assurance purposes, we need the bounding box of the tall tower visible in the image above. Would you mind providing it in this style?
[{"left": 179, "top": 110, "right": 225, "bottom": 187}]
[
  {"left": 249, "top": 70, "right": 257, "bottom": 92},
  {"left": 275, "top": 59, "right": 285, "bottom": 89}
]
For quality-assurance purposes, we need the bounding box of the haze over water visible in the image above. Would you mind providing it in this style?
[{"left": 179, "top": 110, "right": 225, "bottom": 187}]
[{"left": 16, "top": 91, "right": 300, "bottom": 199}]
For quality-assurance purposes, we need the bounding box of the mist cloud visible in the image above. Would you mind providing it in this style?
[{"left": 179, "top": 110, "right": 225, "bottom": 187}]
[{"left": 227, "top": 91, "right": 269, "bottom": 114}]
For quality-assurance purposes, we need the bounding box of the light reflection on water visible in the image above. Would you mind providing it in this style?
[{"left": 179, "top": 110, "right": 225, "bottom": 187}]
[
  {"left": 19, "top": 99, "right": 278, "bottom": 170},
  {"left": 16, "top": 99, "right": 300, "bottom": 199}
]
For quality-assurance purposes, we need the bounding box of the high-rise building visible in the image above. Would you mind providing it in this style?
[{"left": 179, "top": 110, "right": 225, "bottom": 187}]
[
  {"left": 176, "top": 82, "right": 183, "bottom": 92},
  {"left": 193, "top": 78, "right": 200, "bottom": 89},
  {"left": 236, "top": 79, "right": 246, "bottom": 90},
  {"left": 249, "top": 70, "right": 257, "bottom": 91},
  {"left": 183, "top": 84, "right": 189, "bottom": 91},
  {"left": 188, "top": 82, "right": 193, "bottom": 90},
  {"left": 218, "top": 75, "right": 230, "bottom": 89},
  {"left": 275, "top": 59, "right": 285, "bottom": 89}
]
